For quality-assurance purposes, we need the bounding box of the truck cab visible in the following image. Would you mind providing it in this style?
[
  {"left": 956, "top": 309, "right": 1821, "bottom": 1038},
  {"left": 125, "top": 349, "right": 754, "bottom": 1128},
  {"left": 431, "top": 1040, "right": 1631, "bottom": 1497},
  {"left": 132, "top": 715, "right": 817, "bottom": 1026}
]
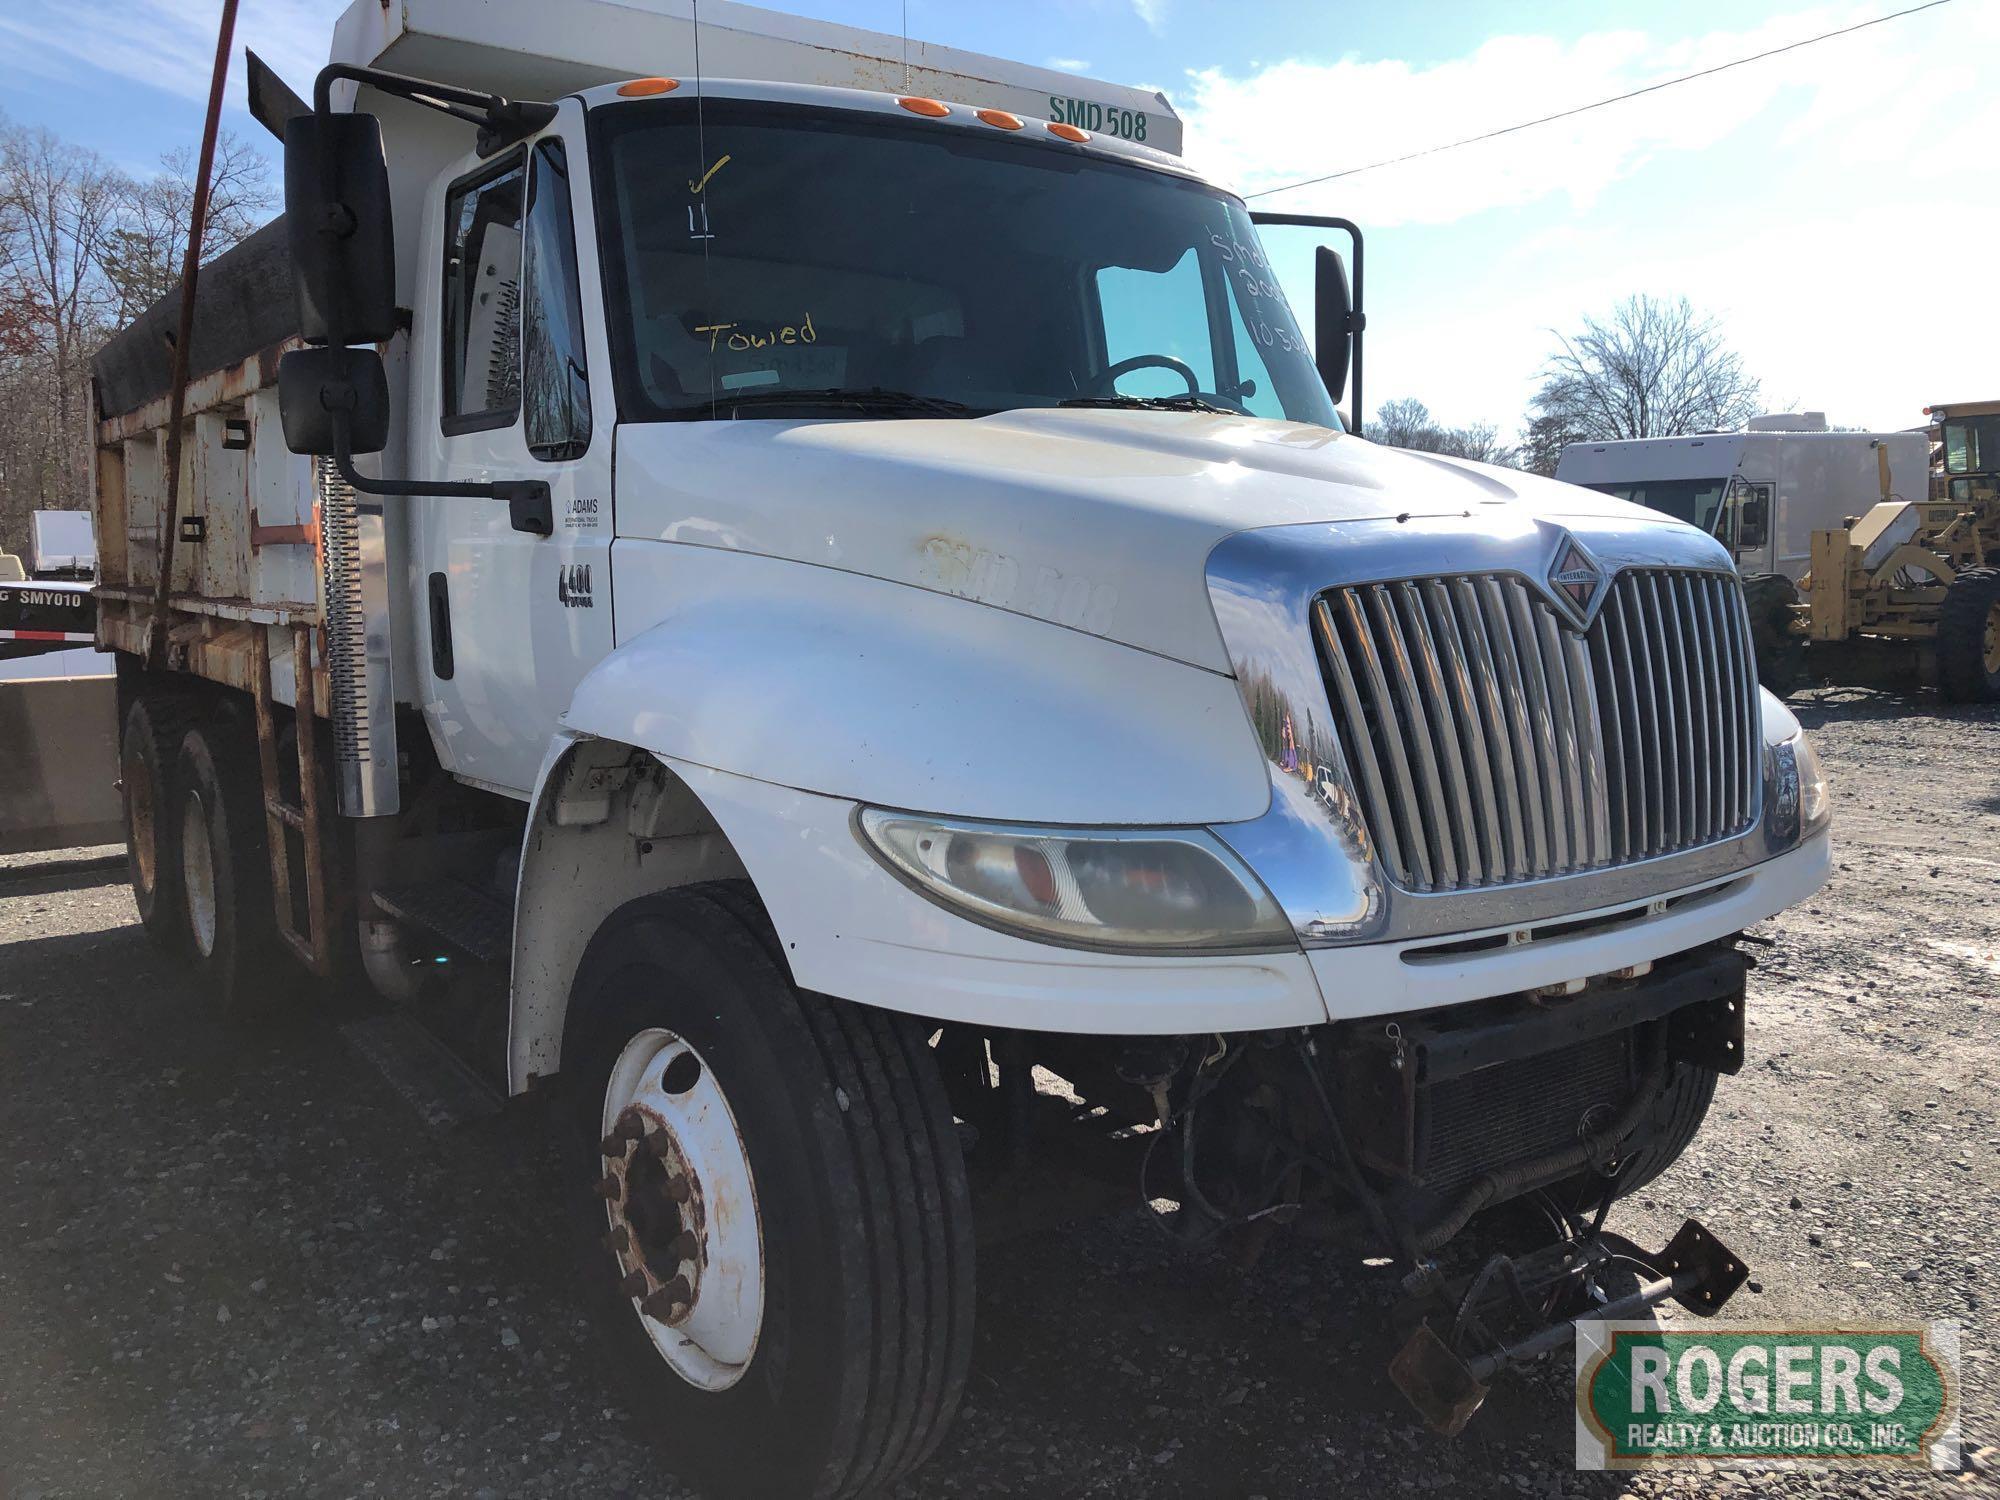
[{"left": 80, "top": 2, "right": 1833, "bottom": 1491}]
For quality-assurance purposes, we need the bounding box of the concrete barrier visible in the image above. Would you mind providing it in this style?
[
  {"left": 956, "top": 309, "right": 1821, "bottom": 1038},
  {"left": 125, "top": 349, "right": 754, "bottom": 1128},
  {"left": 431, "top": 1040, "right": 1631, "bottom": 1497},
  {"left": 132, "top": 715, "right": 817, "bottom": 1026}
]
[{"left": 0, "top": 673, "right": 124, "bottom": 855}]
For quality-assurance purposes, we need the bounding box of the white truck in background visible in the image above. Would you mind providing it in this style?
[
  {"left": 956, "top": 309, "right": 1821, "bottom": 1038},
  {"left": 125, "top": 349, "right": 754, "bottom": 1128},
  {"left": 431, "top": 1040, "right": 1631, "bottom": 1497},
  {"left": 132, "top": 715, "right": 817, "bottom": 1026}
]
[
  {"left": 1556, "top": 416, "right": 1931, "bottom": 692},
  {"left": 1555, "top": 413, "right": 1931, "bottom": 583},
  {"left": 71, "top": 0, "right": 1831, "bottom": 1491}
]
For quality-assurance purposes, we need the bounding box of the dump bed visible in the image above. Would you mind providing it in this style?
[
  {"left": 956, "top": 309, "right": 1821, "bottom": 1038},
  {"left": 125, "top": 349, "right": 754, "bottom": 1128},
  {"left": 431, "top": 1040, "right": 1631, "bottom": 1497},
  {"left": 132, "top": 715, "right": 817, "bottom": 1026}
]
[{"left": 87, "top": 212, "right": 323, "bottom": 714}]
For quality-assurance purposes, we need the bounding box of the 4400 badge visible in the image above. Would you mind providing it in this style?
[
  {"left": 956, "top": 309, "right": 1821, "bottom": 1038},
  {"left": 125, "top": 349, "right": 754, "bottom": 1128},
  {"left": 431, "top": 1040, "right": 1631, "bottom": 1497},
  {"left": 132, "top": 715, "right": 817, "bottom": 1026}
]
[{"left": 1575, "top": 1322, "right": 1959, "bottom": 1470}]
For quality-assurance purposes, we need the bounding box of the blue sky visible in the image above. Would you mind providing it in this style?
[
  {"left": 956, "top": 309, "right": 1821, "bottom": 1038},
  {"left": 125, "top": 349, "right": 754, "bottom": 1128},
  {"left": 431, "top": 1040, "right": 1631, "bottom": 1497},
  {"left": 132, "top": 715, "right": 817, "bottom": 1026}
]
[{"left": 3, "top": 0, "right": 1991, "bottom": 436}]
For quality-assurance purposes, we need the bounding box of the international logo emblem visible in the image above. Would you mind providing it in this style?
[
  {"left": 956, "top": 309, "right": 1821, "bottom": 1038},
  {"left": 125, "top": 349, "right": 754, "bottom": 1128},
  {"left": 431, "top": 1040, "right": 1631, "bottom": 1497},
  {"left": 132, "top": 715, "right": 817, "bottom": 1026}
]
[{"left": 1545, "top": 532, "right": 1606, "bottom": 626}]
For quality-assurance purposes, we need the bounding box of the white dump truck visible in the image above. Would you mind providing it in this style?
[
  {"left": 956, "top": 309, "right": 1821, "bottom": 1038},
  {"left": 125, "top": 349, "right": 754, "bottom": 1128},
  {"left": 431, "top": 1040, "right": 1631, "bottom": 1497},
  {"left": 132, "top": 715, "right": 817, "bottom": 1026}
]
[{"left": 79, "top": 0, "right": 1831, "bottom": 1490}]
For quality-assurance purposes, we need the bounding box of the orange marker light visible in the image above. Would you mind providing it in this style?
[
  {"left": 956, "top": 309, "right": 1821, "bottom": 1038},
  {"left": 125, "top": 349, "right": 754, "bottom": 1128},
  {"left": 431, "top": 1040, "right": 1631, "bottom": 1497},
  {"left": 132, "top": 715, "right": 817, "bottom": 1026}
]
[
  {"left": 618, "top": 77, "right": 680, "bottom": 96},
  {"left": 976, "top": 108, "right": 1024, "bottom": 130},
  {"left": 1047, "top": 121, "right": 1090, "bottom": 143},
  {"left": 897, "top": 96, "right": 951, "bottom": 117}
]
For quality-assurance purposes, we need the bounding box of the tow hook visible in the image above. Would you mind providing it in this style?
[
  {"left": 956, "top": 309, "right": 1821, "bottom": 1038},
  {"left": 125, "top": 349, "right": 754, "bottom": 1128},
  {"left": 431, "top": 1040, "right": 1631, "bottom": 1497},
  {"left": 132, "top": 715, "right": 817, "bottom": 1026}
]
[{"left": 1388, "top": 1218, "right": 1749, "bottom": 1436}]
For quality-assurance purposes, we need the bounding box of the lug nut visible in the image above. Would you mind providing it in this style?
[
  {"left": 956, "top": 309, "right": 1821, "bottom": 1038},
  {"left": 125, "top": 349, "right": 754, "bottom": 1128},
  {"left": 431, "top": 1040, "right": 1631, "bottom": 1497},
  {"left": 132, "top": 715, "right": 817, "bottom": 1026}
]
[
  {"left": 647, "top": 1130, "right": 676, "bottom": 1159},
  {"left": 619, "top": 1269, "right": 650, "bottom": 1297},
  {"left": 663, "top": 1173, "right": 692, "bottom": 1204},
  {"left": 600, "top": 1133, "right": 628, "bottom": 1159},
  {"left": 640, "top": 1274, "right": 694, "bottom": 1322},
  {"left": 639, "top": 1287, "right": 683, "bottom": 1322},
  {"left": 602, "top": 1225, "right": 631, "bottom": 1254},
  {"left": 592, "top": 1176, "right": 622, "bottom": 1201},
  {"left": 667, "top": 1231, "right": 699, "bottom": 1263}
]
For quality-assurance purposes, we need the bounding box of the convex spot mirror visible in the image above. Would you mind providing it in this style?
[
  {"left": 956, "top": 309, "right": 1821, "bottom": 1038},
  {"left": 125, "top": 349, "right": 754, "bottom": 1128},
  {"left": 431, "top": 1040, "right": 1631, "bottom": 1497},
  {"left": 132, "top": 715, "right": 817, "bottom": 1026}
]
[
  {"left": 278, "top": 345, "right": 390, "bottom": 456},
  {"left": 284, "top": 112, "right": 397, "bottom": 346}
]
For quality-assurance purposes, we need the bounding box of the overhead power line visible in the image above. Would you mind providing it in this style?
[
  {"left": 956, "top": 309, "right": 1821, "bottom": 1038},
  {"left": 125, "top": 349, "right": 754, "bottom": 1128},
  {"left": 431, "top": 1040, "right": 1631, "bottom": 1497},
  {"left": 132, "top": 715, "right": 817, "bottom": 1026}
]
[{"left": 1244, "top": 0, "right": 1957, "bottom": 200}]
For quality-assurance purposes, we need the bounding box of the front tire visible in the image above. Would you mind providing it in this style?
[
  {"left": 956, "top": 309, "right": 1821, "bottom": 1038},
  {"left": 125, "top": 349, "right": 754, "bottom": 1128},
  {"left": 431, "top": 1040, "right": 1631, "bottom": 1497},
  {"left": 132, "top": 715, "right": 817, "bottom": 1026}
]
[
  {"left": 563, "top": 887, "right": 974, "bottom": 1500},
  {"left": 1740, "top": 573, "right": 1804, "bottom": 696},
  {"left": 1937, "top": 565, "right": 2000, "bottom": 703}
]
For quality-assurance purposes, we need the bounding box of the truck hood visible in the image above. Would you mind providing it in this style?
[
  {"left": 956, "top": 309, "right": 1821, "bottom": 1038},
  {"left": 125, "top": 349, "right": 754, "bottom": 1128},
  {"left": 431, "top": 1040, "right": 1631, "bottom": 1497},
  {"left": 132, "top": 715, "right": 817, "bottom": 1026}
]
[{"left": 614, "top": 408, "right": 1690, "bottom": 673}]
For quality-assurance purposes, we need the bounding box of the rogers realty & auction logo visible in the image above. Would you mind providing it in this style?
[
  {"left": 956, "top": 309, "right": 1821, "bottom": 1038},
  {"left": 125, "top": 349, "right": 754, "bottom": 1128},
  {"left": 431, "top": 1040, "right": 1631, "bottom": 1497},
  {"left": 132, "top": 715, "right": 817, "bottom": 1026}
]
[{"left": 1574, "top": 1322, "right": 1958, "bottom": 1470}]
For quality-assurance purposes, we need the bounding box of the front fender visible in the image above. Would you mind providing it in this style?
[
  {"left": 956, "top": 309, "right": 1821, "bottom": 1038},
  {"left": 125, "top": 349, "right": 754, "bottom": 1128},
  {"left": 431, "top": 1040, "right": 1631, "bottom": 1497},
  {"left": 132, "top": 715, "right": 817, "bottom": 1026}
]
[{"left": 573, "top": 539, "right": 1271, "bottom": 825}]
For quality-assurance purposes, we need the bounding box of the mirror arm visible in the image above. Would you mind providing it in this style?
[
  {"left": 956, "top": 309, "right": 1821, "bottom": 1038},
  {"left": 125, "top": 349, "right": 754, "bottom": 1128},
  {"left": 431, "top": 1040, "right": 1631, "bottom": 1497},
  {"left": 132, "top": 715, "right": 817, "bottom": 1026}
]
[
  {"left": 311, "top": 64, "right": 557, "bottom": 157},
  {"left": 329, "top": 416, "right": 554, "bottom": 537},
  {"left": 1250, "top": 211, "right": 1365, "bottom": 436}
]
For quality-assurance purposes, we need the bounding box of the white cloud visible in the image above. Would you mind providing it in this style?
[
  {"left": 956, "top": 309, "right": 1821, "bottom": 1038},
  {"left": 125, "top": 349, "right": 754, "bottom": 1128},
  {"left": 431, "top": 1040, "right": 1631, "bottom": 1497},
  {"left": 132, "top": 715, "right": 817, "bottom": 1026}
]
[
  {"left": 1179, "top": 3, "right": 1995, "bottom": 230},
  {"left": 1130, "top": 0, "right": 1166, "bottom": 35},
  {"left": 1046, "top": 56, "right": 1094, "bottom": 73},
  {"left": 0, "top": 0, "right": 333, "bottom": 123},
  {"left": 1189, "top": 5, "right": 2000, "bottom": 432}
]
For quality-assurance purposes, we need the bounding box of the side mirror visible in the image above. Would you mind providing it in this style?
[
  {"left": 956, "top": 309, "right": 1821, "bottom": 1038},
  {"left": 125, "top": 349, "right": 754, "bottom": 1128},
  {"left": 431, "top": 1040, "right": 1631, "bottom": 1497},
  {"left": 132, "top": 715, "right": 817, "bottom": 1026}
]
[
  {"left": 1314, "top": 246, "right": 1355, "bottom": 408},
  {"left": 284, "top": 113, "right": 397, "bottom": 346},
  {"left": 1250, "top": 212, "right": 1364, "bottom": 435},
  {"left": 278, "top": 346, "right": 390, "bottom": 456}
]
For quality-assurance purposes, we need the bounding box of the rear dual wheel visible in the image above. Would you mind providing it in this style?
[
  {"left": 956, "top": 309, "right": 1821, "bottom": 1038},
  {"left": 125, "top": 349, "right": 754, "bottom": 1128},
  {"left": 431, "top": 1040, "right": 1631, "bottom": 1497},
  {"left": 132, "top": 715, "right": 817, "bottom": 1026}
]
[
  {"left": 121, "top": 695, "right": 191, "bottom": 949},
  {"left": 172, "top": 715, "right": 279, "bottom": 1017},
  {"left": 564, "top": 887, "right": 975, "bottom": 1500}
]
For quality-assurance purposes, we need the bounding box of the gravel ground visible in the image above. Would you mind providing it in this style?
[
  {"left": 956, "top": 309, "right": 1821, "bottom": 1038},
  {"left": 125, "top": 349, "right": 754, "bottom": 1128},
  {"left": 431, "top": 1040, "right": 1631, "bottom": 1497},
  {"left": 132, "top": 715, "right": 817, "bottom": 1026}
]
[{"left": 1, "top": 687, "right": 1995, "bottom": 1499}]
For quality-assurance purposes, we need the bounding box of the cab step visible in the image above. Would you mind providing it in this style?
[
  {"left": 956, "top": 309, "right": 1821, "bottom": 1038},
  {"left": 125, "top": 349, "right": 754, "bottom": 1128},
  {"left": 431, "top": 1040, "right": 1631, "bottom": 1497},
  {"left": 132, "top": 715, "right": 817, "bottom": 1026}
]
[{"left": 372, "top": 877, "right": 512, "bottom": 965}]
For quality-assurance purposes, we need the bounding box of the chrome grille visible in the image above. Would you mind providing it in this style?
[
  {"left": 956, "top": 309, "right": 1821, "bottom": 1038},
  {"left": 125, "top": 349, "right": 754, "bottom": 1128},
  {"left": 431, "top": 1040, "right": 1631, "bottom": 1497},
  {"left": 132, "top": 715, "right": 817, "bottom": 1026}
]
[{"left": 1312, "top": 568, "right": 1758, "bottom": 893}]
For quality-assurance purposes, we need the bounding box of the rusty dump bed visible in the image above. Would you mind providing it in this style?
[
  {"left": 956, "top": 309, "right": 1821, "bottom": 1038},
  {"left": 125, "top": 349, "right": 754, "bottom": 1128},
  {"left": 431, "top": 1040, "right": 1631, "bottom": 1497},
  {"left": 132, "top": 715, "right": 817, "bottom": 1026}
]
[
  {"left": 87, "top": 213, "right": 329, "bottom": 719},
  {"left": 93, "top": 218, "right": 297, "bottom": 421}
]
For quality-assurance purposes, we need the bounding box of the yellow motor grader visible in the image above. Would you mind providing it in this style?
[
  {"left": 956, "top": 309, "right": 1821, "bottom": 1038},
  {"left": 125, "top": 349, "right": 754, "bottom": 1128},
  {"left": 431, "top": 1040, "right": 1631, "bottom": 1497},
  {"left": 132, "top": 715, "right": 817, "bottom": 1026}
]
[{"left": 1749, "top": 399, "right": 2000, "bottom": 700}]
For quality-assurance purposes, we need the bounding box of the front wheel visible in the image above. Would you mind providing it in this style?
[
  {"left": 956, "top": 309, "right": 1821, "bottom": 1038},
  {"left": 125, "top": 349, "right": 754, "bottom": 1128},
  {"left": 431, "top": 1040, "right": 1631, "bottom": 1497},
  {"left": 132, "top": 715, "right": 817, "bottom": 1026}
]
[
  {"left": 563, "top": 887, "right": 974, "bottom": 1500},
  {"left": 1740, "top": 573, "right": 1804, "bottom": 696},
  {"left": 1937, "top": 565, "right": 2000, "bottom": 703}
]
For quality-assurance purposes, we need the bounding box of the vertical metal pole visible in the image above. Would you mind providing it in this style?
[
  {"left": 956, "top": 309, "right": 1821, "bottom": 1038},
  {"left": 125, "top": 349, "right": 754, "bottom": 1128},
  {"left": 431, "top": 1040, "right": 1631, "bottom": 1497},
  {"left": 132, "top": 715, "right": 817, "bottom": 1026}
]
[{"left": 146, "top": 0, "right": 241, "bottom": 667}]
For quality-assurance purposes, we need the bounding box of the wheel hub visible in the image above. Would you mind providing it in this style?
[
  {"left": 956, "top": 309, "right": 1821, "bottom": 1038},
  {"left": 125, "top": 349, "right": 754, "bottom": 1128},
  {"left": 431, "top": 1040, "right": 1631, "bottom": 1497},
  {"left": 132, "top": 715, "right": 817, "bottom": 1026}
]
[
  {"left": 602, "top": 1104, "right": 705, "bottom": 1324},
  {"left": 181, "top": 792, "right": 217, "bottom": 958},
  {"left": 598, "top": 1029, "right": 764, "bottom": 1391},
  {"left": 128, "top": 752, "right": 157, "bottom": 895}
]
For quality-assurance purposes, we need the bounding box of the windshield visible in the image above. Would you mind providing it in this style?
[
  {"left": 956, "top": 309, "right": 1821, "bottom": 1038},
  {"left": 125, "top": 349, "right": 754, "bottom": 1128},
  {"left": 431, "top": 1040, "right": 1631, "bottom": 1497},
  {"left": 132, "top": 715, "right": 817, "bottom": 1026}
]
[
  {"left": 590, "top": 99, "right": 1338, "bottom": 427},
  {"left": 1942, "top": 416, "right": 1998, "bottom": 476},
  {"left": 1583, "top": 477, "right": 1729, "bottom": 533}
]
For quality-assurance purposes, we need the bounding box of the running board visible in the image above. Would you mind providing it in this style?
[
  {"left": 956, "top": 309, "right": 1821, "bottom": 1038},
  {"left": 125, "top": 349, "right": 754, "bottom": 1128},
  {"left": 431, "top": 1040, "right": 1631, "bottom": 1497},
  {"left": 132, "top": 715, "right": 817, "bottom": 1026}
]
[{"left": 373, "top": 878, "right": 512, "bottom": 965}]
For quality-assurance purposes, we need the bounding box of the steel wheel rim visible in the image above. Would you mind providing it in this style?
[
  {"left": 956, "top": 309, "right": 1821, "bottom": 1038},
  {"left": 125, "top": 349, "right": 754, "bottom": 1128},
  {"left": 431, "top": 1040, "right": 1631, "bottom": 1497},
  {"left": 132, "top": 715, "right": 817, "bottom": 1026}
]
[
  {"left": 128, "top": 751, "right": 157, "bottom": 896},
  {"left": 1983, "top": 600, "right": 2000, "bottom": 675},
  {"left": 599, "top": 1027, "right": 764, "bottom": 1391},
  {"left": 181, "top": 791, "right": 217, "bottom": 958}
]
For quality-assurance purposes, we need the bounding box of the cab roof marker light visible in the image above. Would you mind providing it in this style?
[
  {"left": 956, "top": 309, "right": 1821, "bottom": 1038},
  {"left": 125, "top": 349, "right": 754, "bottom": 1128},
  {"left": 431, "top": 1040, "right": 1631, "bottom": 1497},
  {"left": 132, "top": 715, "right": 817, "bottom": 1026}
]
[
  {"left": 897, "top": 96, "right": 951, "bottom": 117},
  {"left": 618, "top": 77, "right": 680, "bottom": 96},
  {"left": 976, "top": 108, "right": 1024, "bottom": 130},
  {"left": 1046, "top": 121, "right": 1090, "bottom": 143}
]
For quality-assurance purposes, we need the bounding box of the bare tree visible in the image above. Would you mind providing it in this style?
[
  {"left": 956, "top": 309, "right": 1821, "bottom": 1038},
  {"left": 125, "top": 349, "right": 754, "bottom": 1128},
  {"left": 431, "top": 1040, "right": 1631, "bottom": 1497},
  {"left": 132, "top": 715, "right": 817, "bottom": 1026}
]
[
  {"left": 1523, "top": 294, "right": 1760, "bottom": 474},
  {"left": 0, "top": 119, "right": 126, "bottom": 542},
  {"left": 0, "top": 115, "right": 274, "bottom": 553},
  {"left": 1372, "top": 396, "right": 1518, "bottom": 466},
  {"left": 101, "top": 134, "right": 274, "bottom": 323}
]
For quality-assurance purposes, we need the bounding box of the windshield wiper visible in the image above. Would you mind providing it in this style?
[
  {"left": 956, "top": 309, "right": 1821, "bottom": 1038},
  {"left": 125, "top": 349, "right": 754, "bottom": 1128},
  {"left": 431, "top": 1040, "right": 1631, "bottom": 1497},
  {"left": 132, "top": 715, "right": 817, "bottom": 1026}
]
[
  {"left": 1058, "top": 392, "right": 1233, "bottom": 415},
  {"left": 693, "top": 386, "right": 979, "bottom": 418}
]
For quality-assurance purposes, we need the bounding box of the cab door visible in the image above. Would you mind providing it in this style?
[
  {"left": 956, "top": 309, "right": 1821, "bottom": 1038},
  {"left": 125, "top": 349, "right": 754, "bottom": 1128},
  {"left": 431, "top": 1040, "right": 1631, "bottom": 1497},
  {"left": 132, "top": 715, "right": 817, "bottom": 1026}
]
[{"left": 412, "top": 125, "right": 614, "bottom": 796}]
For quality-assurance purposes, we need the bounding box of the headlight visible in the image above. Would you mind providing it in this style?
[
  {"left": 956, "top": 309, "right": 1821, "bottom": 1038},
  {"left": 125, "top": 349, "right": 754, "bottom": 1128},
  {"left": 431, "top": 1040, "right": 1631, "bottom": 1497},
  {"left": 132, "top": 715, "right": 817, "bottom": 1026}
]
[
  {"left": 856, "top": 809, "right": 1294, "bottom": 953},
  {"left": 1792, "top": 729, "right": 1831, "bottom": 835},
  {"left": 1769, "top": 729, "right": 1831, "bottom": 845}
]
